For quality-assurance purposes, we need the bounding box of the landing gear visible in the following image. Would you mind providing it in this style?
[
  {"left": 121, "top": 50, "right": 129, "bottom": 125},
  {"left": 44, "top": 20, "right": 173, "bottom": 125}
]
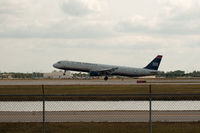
[
  {"left": 63, "top": 70, "right": 66, "bottom": 76},
  {"left": 104, "top": 76, "right": 108, "bottom": 81}
]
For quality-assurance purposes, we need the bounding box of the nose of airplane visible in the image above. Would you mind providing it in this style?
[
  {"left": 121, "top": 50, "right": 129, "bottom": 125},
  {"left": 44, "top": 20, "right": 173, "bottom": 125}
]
[{"left": 53, "top": 63, "right": 58, "bottom": 68}]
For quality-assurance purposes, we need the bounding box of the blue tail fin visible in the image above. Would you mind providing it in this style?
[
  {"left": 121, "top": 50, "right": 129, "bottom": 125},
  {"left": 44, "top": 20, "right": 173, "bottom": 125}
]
[{"left": 144, "top": 55, "right": 163, "bottom": 70}]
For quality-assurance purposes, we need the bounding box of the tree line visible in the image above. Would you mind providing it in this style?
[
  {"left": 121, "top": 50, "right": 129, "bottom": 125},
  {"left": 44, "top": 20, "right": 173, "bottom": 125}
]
[
  {"left": 0, "top": 72, "right": 43, "bottom": 79},
  {"left": 1, "top": 70, "right": 200, "bottom": 79},
  {"left": 157, "top": 70, "right": 200, "bottom": 78}
]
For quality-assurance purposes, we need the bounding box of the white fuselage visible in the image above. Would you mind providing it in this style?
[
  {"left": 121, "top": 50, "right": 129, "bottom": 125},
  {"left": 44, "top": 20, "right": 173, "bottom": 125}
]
[{"left": 53, "top": 61, "right": 158, "bottom": 77}]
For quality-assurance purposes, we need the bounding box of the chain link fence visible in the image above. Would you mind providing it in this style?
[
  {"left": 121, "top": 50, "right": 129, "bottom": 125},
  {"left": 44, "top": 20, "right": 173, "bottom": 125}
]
[{"left": 0, "top": 85, "right": 200, "bottom": 133}]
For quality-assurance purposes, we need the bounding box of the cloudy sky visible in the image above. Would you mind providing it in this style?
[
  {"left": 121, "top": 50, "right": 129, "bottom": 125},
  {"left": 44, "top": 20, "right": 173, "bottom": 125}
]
[{"left": 0, "top": 0, "right": 200, "bottom": 73}]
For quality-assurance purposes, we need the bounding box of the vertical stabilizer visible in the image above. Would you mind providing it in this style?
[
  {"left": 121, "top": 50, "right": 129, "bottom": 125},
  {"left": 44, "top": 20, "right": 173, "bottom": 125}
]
[{"left": 144, "top": 55, "right": 163, "bottom": 70}]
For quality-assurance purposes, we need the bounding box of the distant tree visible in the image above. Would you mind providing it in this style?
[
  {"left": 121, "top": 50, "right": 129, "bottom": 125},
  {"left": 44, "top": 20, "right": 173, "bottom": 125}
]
[
  {"left": 186, "top": 71, "right": 200, "bottom": 77},
  {"left": 4, "top": 72, "right": 43, "bottom": 79}
]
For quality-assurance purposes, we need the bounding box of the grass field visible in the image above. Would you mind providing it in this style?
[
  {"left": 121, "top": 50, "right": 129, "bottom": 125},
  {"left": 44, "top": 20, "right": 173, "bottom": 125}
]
[
  {"left": 0, "top": 122, "right": 200, "bottom": 133},
  {"left": 0, "top": 84, "right": 200, "bottom": 94},
  {"left": 0, "top": 84, "right": 200, "bottom": 100}
]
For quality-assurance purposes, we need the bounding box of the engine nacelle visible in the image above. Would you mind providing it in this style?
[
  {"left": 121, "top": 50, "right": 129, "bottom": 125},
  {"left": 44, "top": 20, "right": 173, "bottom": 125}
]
[{"left": 89, "top": 71, "right": 101, "bottom": 76}]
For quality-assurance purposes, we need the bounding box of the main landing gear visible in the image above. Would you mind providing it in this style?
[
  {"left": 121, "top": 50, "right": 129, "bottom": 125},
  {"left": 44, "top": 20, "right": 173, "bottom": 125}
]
[
  {"left": 63, "top": 70, "right": 66, "bottom": 76},
  {"left": 104, "top": 76, "right": 108, "bottom": 81}
]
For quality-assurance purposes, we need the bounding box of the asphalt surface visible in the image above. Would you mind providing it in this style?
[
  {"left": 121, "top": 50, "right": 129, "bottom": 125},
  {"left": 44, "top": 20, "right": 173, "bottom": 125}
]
[
  {"left": 0, "top": 79, "right": 200, "bottom": 85},
  {"left": 0, "top": 111, "right": 200, "bottom": 122}
]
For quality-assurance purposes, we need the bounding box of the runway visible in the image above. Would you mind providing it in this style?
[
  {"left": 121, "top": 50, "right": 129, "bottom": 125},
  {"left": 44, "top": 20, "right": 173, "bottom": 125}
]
[
  {"left": 1, "top": 101, "right": 200, "bottom": 111},
  {"left": 0, "top": 79, "right": 200, "bottom": 85},
  {"left": 0, "top": 111, "right": 200, "bottom": 122}
]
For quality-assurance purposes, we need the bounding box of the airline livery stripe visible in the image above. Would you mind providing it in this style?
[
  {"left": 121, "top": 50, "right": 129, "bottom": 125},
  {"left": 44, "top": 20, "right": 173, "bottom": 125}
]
[{"left": 157, "top": 55, "right": 162, "bottom": 58}]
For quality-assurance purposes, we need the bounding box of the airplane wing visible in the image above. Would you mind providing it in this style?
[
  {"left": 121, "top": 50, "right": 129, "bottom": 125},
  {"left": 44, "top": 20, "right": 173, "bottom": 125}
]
[
  {"left": 90, "top": 67, "right": 118, "bottom": 76},
  {"left": 95, "top": 67, "right": 118, "bottom": 74}
]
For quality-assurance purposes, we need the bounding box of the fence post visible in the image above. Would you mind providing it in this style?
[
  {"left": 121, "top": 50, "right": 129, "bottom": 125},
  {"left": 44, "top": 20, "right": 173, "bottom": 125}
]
[
  {"left": 42, "top": 85, "right": 46, "bottom": 133},
  {"left": 149, "top": 84, "right": 152, "bottom": 133}
]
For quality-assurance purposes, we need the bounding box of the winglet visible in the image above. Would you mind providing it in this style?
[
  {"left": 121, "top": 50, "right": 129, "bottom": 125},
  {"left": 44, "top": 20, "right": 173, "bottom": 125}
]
[{"left": 144, "top": 55, "right": 163, "bottom": 70}]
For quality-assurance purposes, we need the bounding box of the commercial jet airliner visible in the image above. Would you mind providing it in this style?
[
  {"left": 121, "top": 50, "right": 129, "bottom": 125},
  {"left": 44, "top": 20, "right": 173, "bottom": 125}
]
[{"left": 53, "top": 55, "right": 163, "bottom": 80}]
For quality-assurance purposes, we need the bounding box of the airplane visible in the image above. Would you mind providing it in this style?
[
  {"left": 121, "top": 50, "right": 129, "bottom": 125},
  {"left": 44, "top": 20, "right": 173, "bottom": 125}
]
[{"left": 53, "top": 55, "right": 163, "bottom": 80}]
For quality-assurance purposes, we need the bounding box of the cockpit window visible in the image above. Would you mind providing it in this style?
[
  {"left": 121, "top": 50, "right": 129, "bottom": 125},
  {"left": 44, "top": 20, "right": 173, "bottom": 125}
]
[{"left": 58, "top": 61, "right": 62, "bottom": 64}]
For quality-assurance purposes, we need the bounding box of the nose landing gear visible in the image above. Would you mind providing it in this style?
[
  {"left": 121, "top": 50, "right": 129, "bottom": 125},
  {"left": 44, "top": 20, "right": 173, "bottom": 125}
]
[{"left": 63, "top": 70, "right": 66, "bottom": 76}]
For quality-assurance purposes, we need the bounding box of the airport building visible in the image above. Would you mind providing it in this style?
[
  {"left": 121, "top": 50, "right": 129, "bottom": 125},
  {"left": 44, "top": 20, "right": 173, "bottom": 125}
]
[
  {"left": 43, "top": 71, "right": 71, "bottom": 79},
  {"left": 0, "top": 73, "right": 13, "bottom": 79}
]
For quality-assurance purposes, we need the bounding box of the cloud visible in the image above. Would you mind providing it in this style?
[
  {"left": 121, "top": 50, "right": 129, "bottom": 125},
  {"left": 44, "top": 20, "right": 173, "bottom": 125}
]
[
  {"left": 115, "top": 16, "right": 155, "bottom": 33},
  {"left": 0, "top": 0, "right": 112, "bottom": 38},
  {"left": 60, "top": 0, "right": 104, "bottom": 16},
  {"left": 0, "top": 0, "right": 26, "bottom": 15},
  {"left": 1, "top": 0, "right": 200, "bottom": 38},
  {"left": 0, "top": 18, "right": 114, "bottom": 38},
  {"left": 116, "top": 0, "right": 200, "bottom": 35}
]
